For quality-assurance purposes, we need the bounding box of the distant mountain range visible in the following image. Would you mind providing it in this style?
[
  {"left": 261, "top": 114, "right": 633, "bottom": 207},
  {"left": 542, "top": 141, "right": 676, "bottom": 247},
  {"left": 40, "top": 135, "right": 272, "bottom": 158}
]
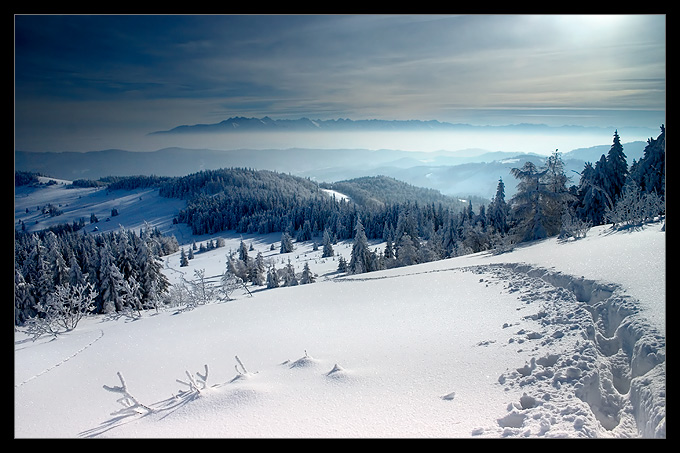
[
  {"left": 15, "top": 141, "right": 647, "bottom": 200},
  {"left": 150, "top": 116, "right": 656, "bottom": 136}
]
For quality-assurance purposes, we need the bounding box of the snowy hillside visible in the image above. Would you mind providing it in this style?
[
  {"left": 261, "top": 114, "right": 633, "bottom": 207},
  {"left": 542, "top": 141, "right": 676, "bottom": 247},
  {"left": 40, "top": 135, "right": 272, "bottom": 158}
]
[{"left": 14, "top": 182, "right": 666, "bottom": 437}]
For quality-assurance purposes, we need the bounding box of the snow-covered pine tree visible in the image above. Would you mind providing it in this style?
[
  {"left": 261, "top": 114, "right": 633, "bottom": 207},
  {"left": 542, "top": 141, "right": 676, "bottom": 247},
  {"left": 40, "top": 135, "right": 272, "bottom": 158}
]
[
  {"left": 283, "top": 259, "right": 298, "bottom": 286},
  {"left": 606, "top": 130, "right": 628, "bottom": 202},
  {"left": 337, "top": 256, "right": 348, "bottom": 273},
  {"left": 349, "top": 216, "right": 372, "bottom": 274},
  {"left": 487, "top": 177, "right": 509, "bottom": 235},
  {"left": 396, "top": 232, "right": 418, "bottom": 267},
  {"left": 98, "top": 245, "right": 126, "bottom": 313},
  {"left": 630, "top": 124, "right": 665, "bottom": 199},
  {"left": 239, "top": 240, "right": 249, "bottom": 263},
  {"left": 280, "top": 232, "right": 294, "bottom": 254},
  {"left": 266, "top": 265, "right": 280, "bottom": 289},
  {"left": 135, "top": 235, "right": 170, "bottom": 306},
  {"left": 322, "top": 229, "right": 334, "bottom": 258},
  {"left": 300, "top": 261, "right": 315, "bottom": 284}
]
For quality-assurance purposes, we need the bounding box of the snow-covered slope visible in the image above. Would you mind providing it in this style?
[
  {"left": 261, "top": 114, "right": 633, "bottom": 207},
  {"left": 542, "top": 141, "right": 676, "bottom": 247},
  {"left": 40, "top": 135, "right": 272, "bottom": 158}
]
[{"left": 14, "top": 197, "right": 666, "bottom": 438}]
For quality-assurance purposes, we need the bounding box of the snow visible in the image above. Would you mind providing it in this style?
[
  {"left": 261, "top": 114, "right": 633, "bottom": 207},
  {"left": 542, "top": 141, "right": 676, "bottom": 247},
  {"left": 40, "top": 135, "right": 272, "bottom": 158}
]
[
  {"left": 14, "top": 184, "right": 666, "bottom": 438},
  {"left": 320, "top": 188, "right": 351, "bottom": 202}
]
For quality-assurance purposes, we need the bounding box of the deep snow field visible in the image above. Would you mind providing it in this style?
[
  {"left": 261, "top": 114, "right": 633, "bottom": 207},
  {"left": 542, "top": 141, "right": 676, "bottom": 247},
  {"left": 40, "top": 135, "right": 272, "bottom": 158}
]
[{"left": 14, "top": 182, "right": 666, "bottom": 438}]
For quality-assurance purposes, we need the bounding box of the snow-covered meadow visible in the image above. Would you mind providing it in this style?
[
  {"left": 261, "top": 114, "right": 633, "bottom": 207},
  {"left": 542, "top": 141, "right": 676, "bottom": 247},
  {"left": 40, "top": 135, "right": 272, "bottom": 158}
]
[{"left": 14, "top": 182, "right": 665, "bottom": 438}]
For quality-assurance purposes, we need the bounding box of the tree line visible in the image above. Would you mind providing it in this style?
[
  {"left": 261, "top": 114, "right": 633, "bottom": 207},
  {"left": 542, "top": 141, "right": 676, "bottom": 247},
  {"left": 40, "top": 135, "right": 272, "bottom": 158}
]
[
  {"left": 342, "top": 126, "right": 665, "bottom": 275},
  {"left": 15, "top": 224, "right": 178, "bottom": 328},
  {"left": 14, "top": 126, "right": 665, "bottom": 327}
]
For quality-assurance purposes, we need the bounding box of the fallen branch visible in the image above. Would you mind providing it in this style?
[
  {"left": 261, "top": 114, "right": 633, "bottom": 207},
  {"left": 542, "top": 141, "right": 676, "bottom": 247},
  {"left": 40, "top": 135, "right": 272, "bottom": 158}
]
[{"left": 103, "top": 372, "right": 153, "bottom": 415}]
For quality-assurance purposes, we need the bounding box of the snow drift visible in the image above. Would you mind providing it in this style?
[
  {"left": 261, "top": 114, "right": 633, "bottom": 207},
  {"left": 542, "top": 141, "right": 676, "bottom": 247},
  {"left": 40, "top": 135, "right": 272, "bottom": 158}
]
[{"left": 15, "top": 218, "right": 665, "bottom": 438}]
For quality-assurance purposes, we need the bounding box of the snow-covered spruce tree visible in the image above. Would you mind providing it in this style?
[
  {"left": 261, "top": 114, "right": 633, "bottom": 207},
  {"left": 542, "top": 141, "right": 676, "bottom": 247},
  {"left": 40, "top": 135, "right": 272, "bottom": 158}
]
[
  {"left": 246, "top": 252, "right": 266, "bottom": 286},
  {"left": 266, "top": 265, "right": 280, "bottom": 289},
  {"left": 487, "top": 177, "right": 510, "bottom": 236},
  {"left": 337, "top": 256, "right": 348, "bottom": 273},
  {"left": 630, "top": 124, "right": 665, "bottom": 199},
  {"left": 321, "top": 229, "right": 334, "bottom": 258},
  {"left": 300, "top": 261, "right": 315, "bottom": 284},
  {"left": 576, "top": 159, "right": 612, "bottom": 226},
  {"left": 280, "top": 232, "right": 294, "bottom": 254},
  {"left": 396, "top": 232, "right": 418, "bottom": 267},
  {"left": 297, "top": 219, "right": 312, "bottom": 242},
  {"left": 282, "top": 259, "right": 299, "bottom": 286},
  {"left": 98, "top": 245, "right": 126, "bottom": 313},
  {"left": 180, "top": 248, "right": 189, "bottom": 267},
  {"left": 349, "top": 216, "right": 374, "bottom": 274},
  {"left": 15, "top": 268, "right": 36, "bottom": 325},
  {"left": 238, "top": 239, "right": 249, "bottom": 263},
  {"left": 135, "top": 234, "right": 170, "bottom": 309},
  {"left": 606, "top": 130, "right": 629, "bottom": 202}
]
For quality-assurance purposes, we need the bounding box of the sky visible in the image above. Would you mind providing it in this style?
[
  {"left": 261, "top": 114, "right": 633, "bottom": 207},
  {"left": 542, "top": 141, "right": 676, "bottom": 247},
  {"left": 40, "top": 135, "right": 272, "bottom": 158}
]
[{"left": 14, "top": 14, "right": 666, "bottom": 154}]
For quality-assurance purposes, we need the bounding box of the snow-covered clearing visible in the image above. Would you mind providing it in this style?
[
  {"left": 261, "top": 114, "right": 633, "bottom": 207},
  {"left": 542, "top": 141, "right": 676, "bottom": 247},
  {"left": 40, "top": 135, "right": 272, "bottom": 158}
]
[{"left": 14, "top": 208, "right": 666, "bottom": 438}]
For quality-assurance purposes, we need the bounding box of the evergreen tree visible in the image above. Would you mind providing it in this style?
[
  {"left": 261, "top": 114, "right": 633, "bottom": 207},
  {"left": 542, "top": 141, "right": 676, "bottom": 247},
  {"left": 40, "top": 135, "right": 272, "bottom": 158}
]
[
  {"left": 322, "top": 229, "right": 335, "bottom": 258},
  {"left": 249, "top": 252, "right": 266, "bottom": 286},
  {"left": 384, "top": 239, "right": 394, "bottom": 260},
  {"left": 606, "top": 130, "right": 628, "bottom": 202},
  {"left": 283, "top": 259, "right": 298, "bottom": 286},
  {"left": 349, "top": 216, "right": 371, "bottom": 274},
  {"left": 300, "top": 261, "right": 315, "bottom": 284},
  {"left": 180, "top": 248, "right": 189, "bottom": 267},
  {"left": 578, "top": 157, "right": 612, "bottom": 226},
  {"left": 68, "top": 252, "right": 87, "bottom": 288},
  {"left": 630, "top": 125, "right": 665, "bottom": 198},
  {"left": 239, "top": 239, "right": 249, "bottom": 263},
  {"left": 396, "top": 233, "right": 418, "bottom": 267},
  {"left": 280, "top": 232, "right": 294, "bottom": 254},
  {"left": 15, "top": 269, "right": 36, "bottom": 325},
  {"left": 135, "top": 235, "right": 170, "bottom": 307},
  {"left": 98, "top": 245, "right": 125, "bottom": 313},
  {"left": 487, "top": 178, "right": 509, "bottom": 235},
  {"left": 266, "top": 265, "right": 280, "bottom": 289},
  {"left": 509, "top": 152, "right": 573, "bottom": 242},
  {"left": 337, "top": 256, "right": 348, "bottom": 273}
]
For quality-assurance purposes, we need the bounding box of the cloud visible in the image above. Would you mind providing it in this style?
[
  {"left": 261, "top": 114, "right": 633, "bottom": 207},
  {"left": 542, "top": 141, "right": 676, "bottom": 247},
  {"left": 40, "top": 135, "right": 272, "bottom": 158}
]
[{"left": 14, "top": 14, "right": 665, "bottom": 152}]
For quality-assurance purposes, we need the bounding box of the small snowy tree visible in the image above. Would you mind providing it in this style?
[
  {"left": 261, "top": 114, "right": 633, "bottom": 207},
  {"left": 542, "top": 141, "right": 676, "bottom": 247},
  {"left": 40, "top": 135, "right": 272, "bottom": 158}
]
[
  {"left": 300, "top": 261, "right": 315, "bottom": 284},
  {"left": 266, "top": 265, "right": 280, "bottom": 289},
  {"left": 282, "top": 259, "right": 298, "bottom": 286},
  {"left": 559, "top": 207, "right": 592, "bottom": 240},
  {"left": 186, "top": 269, "right": 214, "bottom": 305},
  {"left": 337, "top": 256, "right": 348, "bottom": 273},
  {"left": 349, "top": 216, "right": 371, "bottom": 274},
  {"left": 322, "top": 229, "right": 334, "bottom": 258},
  {"left": 219, "top": 269, "right": 243, "bottom": 301},
  {"left": 605, "top": 179, "right": 665, "bottom": 229},
  {"left": 280, "top": 232, "right": 294, "bottom": 254},
  {"left": 23, "top": 282, "right": 97, "bottom": 340}
]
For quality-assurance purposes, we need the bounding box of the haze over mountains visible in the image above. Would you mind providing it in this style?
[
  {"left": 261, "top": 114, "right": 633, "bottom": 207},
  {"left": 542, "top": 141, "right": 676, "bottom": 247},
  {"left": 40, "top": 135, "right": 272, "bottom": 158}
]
[
  {"left": 15, "top": 141, "right": 647, "bottom": 200},
  {"left": 149, "top": 116, "right": 656, "bottom": 136}
]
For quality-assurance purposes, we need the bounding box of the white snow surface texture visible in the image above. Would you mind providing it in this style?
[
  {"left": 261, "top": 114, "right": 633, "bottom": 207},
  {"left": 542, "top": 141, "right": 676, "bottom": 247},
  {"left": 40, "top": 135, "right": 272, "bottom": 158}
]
[{"left": 14, "top": 184, "right": 665, "bottom": 438}]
